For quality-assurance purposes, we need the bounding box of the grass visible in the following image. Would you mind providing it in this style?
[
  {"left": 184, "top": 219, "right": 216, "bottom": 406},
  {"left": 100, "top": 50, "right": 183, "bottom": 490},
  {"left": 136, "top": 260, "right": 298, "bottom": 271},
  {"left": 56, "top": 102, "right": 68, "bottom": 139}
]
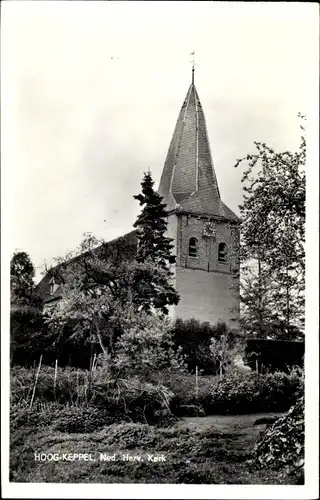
[
  {"left": 9, "top": 365, "right": 303, "bottom": 484},
  {"left": 10, "top": 410, "right": 293, "bottom": 484}
]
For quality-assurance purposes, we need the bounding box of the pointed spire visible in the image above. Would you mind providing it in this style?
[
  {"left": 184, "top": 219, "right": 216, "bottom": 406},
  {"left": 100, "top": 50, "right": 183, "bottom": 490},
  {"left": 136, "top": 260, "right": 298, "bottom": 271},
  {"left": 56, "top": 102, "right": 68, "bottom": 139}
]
[{"left": 158, "top": 74, "right": 239, "bottom": 222}]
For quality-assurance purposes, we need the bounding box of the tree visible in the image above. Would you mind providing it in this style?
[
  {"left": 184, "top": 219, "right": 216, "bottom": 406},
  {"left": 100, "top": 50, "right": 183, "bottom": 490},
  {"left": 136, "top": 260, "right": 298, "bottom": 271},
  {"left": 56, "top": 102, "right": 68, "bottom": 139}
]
[
  {"left": 171, "top": 318, "right": 242, "bottom": 373},
  {"left": 133, "top": 170, "right": 179, "bottom": 314},
  {"left": 113, "top": 309, "right": 186, "bottom": 379},
  {"left": 206, "top": 335, "right": 247, "bottom": 376},
  {"left": 45, "top": 233, "right": 180, "bottom": 362},
  {"left": 10, "top": 251, "right": 44, "bottom": 364},
  {"left": 10, "top": 251, "right": 41, "bottom": 308},
  {"left": 236, "top": 115, "right": 306, "bottom": 336}
]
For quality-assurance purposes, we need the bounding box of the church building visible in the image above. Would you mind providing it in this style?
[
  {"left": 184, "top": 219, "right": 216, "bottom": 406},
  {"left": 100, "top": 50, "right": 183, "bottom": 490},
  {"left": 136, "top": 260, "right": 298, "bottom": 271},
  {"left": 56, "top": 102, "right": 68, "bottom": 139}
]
[
  {"left": 159, "top": 66, "right": 240, "bottom": 326},
  {"left": 38, "top": 67, "right": 240, "bottom": 327}
]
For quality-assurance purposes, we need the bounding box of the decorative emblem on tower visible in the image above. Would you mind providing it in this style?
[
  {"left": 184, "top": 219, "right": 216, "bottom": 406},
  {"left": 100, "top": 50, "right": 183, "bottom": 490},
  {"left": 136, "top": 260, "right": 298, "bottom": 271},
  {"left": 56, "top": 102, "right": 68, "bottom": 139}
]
[{"left": 203, "top": 221, "right": 216, "bottom": 239}]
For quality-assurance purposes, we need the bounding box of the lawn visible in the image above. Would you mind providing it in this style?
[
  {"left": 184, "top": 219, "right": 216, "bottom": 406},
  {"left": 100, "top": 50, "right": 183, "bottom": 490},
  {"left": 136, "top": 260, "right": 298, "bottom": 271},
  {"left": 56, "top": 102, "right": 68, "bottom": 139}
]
[{"left": 10, "top": 412, "right": 291, "bottom": 484}]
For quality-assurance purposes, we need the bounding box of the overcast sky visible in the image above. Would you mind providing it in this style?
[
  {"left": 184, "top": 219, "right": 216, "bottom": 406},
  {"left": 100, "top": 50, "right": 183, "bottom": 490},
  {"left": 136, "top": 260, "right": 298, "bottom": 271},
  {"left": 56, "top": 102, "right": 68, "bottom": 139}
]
[{"left": 2, "top": 1, "right": 318, "bottom": 282}]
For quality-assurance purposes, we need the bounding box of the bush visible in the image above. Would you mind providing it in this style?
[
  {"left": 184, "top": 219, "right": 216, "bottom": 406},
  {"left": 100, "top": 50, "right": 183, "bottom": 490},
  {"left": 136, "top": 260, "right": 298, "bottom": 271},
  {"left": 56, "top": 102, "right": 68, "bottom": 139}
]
[
  {"left": 154, "top": 371, "right": 214, "bottom": 416},
  {"left": 10, "top": 402, "right": 61, "bottom": 432},
  {"left": 10, "top": 365, "right": 88, "bottom": 405},
  {"left": 113, "top": 313, "right": 186, "bottom": 378},
  {"left": 10, "top": 402, "right": 115, "bottom": 434},
  {"left": 10, "top": 363, "right": 304, "bottom": 424},
  {"left": 171, "top": 318, "right": 241, "bottom": 374},
  {"left": 158, "top": 367, "right": 303, "bottom": 416},
  {"left": 10, "top": 366, "right": 174, "bottom": 425},
  {"left": 207, "top": 367, "right": 303, "bottom": 414},
  {"left": 149, "top": 367, "right": 303, "bottom": 416},
  {"left": 245, "top": 338, "right": 304, "bottom": 372},
  {"left": 251, "top": 397, "right": 304, "bottom": 483},
  {"left": 10, "top": 308, "right": 50, "bottom": 365},
  {"left": 52, "top": 406, "right": 115, "bottom": 433}
]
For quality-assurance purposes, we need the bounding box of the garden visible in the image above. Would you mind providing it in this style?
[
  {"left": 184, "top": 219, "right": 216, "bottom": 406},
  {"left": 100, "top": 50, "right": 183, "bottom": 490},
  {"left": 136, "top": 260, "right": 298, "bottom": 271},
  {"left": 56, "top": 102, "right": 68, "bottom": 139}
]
[
  {"left": 9, "top": 148, "right": 306, "bottom": 485},
  {"left": 10, "top": 358, "right": 304, "bottom": 484}
]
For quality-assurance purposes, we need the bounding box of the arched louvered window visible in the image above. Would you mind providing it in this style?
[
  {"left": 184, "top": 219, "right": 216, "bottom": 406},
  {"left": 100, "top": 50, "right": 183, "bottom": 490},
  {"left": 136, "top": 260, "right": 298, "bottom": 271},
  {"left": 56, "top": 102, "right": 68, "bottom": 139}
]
[
  {"left": 218, "top": 243, "right": 228, "bottom": 262},
  {"left": 189, "top": 237, "right": 198, "bottom": 258}
]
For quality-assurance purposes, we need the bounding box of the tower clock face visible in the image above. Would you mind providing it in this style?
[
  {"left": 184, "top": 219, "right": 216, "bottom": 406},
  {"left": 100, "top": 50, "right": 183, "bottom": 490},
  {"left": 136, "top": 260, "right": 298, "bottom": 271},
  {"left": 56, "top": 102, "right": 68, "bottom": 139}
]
[{"left": 203, "top": 221, "right": 216, "bottom": 238}]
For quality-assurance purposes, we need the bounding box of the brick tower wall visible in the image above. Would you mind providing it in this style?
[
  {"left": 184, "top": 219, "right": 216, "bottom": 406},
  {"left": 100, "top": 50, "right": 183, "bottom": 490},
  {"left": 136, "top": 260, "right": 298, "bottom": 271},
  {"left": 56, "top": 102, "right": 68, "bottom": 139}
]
[{"left": 166, "top": 213, "right": 240, "bottom": 327}]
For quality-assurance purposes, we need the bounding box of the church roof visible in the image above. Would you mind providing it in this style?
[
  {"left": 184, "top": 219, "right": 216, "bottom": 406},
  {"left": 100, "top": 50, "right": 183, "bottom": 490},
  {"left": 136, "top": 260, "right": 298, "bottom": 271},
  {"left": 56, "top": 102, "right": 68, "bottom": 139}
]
[
  {"left": 37, "top": 230, "right": 138, "bottom": 304},
  {"left": 158, "top": 74, "right": 239, "bottom": 222}
]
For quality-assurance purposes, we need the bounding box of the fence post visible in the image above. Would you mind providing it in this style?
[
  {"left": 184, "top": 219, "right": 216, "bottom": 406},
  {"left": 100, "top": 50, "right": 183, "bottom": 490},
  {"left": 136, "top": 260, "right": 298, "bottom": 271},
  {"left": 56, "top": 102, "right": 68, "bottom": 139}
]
[
  {"left": 256, "top": 359, "right": 259, "bottom": 373},
  {"left": 195, "top": 366, "right": 199, "bottom": 400},
  {"left": 30, "top": 355, "right": 42, "bottom": 409}
]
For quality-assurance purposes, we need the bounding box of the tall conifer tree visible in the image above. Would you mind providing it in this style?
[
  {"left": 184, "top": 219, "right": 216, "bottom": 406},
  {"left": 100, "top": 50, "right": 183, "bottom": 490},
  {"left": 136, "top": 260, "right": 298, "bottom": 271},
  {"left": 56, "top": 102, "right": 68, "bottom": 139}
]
[{"left": 133, "top": 170, "right": 179, "bottom": 314}]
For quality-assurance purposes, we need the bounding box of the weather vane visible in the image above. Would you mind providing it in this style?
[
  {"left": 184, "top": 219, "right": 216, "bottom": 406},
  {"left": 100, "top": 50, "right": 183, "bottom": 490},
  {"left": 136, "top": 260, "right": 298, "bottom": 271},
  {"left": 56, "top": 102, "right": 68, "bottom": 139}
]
[{"left": 189, "top": 51, "right": 197, "bottom": 83}]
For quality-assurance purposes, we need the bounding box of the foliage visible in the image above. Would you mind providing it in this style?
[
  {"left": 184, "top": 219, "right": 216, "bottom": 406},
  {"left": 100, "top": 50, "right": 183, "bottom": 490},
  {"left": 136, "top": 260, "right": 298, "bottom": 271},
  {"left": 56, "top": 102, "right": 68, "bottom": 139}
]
[
  {"left": 251, "top": 397, "right": 304, "bottom": 482},
  {"left": 10, "top": 251, "right": 42, "bottom": 308},
  {"left": 11, "top": 365, "right": 89, "bottom": 406},
  {"left": 133, "top": 170, "right": 179, "bottom": 314},
  {"left": 10, "top": 365, "right": 174, "bottom": 424},
  {"left": 204, "top": 335, "right": 247, "bottom": 376},
  {"left": 235, "top": 116, "right": 306, "bottom": 336},
  {"left": 112, "top": 310, "right": 186, "bottom": 378},
  {"left": 157, "top": 371, "right": 214, "bottom": 416},
  {"left": 171, "top": 318, "right": 242, "bottom": 373},
  {"left": 10, "top": 411, "right": 293, "bottom": 484},
  {"left": 245, "top": 338, "right": 305, "bottom": 372},
  {"left": 45, "top": 233, "right": 180, "bottom": 360},
  {"left": 52, "top": 407, "right": 115, "bottom": 433},
  {"left": 208, "top": 367, "right": 303, "bottom": 414},
  {"left": 10, "top": 402, "right": 114, "bottom": 433},
  {"left": 10, "top": 251, "right": 45, "bottom": 364},
  {"left": 10, "top": 309, "right": 51, "bottom": 365}
]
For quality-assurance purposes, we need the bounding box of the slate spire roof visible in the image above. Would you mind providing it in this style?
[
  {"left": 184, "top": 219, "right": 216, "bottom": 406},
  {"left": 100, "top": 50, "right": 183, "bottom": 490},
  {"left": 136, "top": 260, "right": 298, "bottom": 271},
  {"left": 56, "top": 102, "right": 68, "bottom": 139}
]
[{"left": 158, "top": 71, "right": 239, "bottom": 222}]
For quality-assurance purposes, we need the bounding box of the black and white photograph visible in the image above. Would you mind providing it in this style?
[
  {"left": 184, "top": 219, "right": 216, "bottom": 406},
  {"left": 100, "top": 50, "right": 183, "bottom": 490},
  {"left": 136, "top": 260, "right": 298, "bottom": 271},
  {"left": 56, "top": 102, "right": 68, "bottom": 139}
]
[{"left": 1, "top": 1, "right": 319, "bottom": 498}]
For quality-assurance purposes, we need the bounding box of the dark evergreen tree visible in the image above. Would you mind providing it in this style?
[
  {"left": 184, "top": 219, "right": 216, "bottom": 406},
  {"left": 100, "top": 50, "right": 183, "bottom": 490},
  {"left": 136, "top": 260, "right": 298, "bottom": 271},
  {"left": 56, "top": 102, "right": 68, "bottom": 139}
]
[{"left": 133, "top": 170, "right": 180, "bottom": 314}]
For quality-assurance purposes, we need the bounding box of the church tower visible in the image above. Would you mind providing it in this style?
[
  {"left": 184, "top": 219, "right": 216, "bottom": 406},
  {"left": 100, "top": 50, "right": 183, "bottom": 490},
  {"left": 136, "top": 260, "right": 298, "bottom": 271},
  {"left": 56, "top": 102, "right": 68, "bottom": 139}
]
[{"left": 159, "top": 67, "right": 240, "bottom": 327}]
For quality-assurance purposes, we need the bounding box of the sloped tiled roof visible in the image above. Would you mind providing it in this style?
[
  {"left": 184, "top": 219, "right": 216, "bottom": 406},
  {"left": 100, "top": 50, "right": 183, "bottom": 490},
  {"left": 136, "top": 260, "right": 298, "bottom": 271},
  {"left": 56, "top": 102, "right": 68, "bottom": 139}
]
[
  {"left": 158, "top": 79, "right": 239, "bottom": 222},
  {"left": 37, "top": 230, "right": 138, "bottom": 303}
]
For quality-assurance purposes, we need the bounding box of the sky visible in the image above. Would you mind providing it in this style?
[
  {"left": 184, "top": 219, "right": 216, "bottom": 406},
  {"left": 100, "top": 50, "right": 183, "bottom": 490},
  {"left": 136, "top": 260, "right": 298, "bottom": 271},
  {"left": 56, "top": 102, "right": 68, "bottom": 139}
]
[{"left": 2, "top": 1, "right": 318, "bottom": 282}]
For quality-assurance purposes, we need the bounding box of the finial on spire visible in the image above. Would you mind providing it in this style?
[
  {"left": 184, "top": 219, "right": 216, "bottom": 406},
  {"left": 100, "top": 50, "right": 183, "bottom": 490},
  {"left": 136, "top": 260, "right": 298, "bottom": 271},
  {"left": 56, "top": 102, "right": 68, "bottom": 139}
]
[{"left": 189, "top": 51, "right": 196, "bottom": 84}]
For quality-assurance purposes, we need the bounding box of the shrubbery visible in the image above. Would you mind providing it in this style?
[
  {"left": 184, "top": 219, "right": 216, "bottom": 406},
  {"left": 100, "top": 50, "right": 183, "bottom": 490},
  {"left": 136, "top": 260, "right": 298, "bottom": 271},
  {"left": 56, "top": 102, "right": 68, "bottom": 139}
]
[
  {"left": 251, "top": 397, "right": 304, "bottom": 483},
  {"left": 171, "top": 318, "right": 241, "bottom": 373},
  {"left": 10, "top": 365, "right": 174, "bottom": 425},
  {"left": 207, "top": 367, "right": 303, "bottom": 414},
  {"left": 159, "top": 367, "right": 303, "bottom": 416},
  {"left": 10, "top": 364, "right": 303, "bottom": 421},
  {"left": 10, "top": 402, "right": 115, "bottom": 434},
  {"left": 156, "top": 371, "right": 214, "bottom": 415},
  {"left": 155, "top": 367, "right": 303, "bottom": 416},
  {"left": 52, "top": 406, "right": 115, "bottom": 433}
]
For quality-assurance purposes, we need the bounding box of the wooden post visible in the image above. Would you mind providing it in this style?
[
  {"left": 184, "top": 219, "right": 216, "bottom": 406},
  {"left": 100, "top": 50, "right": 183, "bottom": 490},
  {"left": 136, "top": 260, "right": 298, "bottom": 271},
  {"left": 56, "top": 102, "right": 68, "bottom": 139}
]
[
  {"left": 92, "top": 353, "right": 97, "bottom": 371},
  {"left": 195, "top": 366, "right": 199, "bottom": 399},
  {"left": 30, "top": 355, "right": 42, "bottom": 409},
  {"left": 256, "top": 359, "right": 259, "bottom": 373},
  {"left": 53, "top": 359, "right": 58, "bottom": 401}
]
